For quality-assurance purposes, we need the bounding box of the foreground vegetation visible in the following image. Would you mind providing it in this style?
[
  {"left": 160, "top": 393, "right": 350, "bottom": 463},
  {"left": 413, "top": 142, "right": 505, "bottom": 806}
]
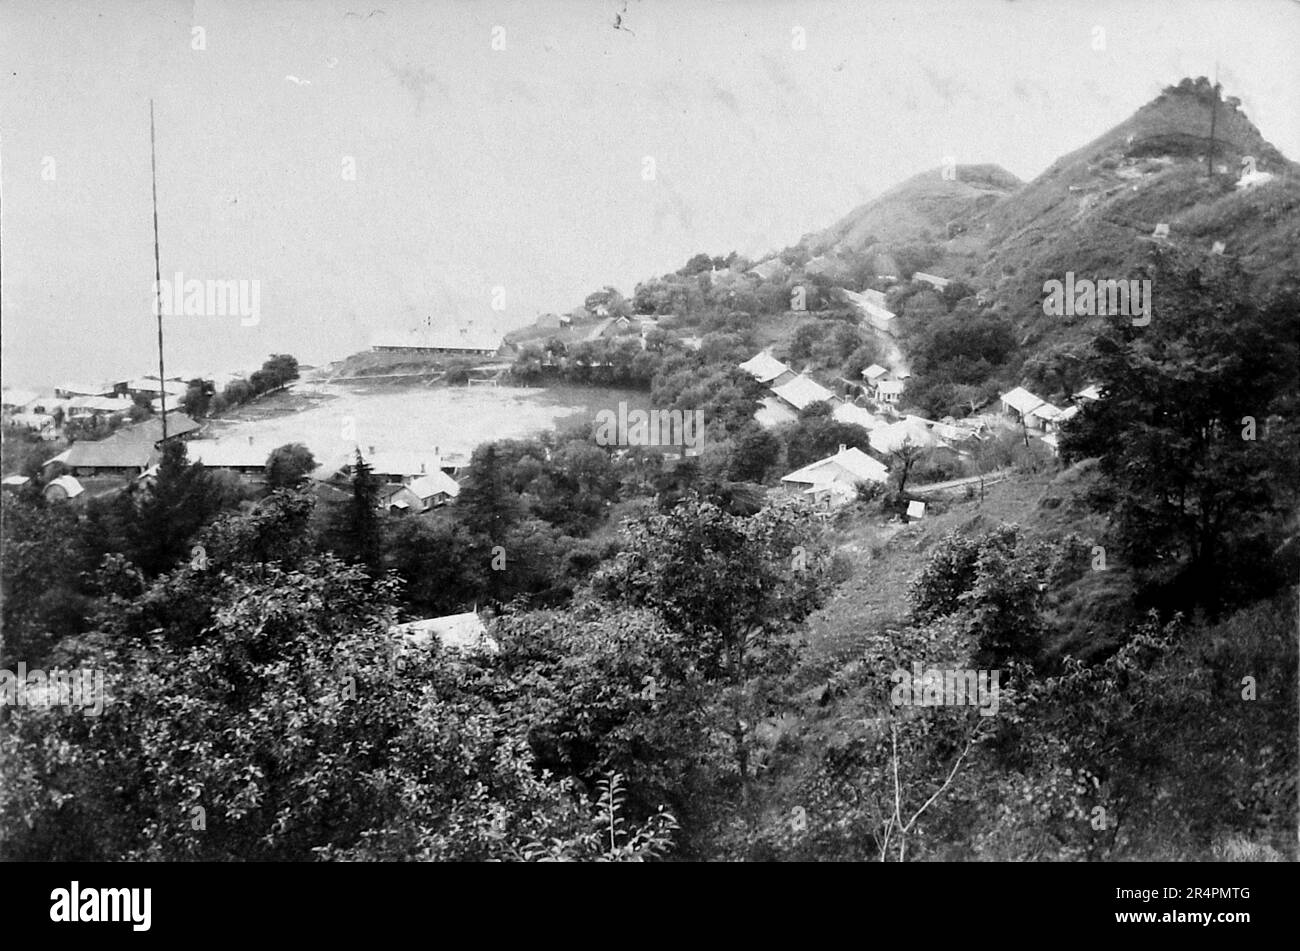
[{"left": 3, "top": 236, "right": 1295, "bottom": 860}]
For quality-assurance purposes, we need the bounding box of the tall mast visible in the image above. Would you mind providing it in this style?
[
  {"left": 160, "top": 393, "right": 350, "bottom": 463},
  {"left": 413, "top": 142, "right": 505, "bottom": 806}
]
[{"left": 150, "top": 100, "right": 167, "bottom": 440}]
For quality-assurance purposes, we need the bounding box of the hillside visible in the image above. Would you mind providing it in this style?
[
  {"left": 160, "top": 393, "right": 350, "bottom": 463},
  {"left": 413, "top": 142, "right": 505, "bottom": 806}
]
[
  {"left": 773, "top": 78, "right": 1299, "bottom": 357},
  {"left": 795, "top": 163, "right": 1023, "bottom": 262}
]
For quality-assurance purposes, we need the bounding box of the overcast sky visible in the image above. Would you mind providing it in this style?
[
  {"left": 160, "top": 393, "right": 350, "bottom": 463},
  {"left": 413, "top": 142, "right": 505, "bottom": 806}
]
[{"left": 2, "top": 0, "right": 1297, "bottom": 389}]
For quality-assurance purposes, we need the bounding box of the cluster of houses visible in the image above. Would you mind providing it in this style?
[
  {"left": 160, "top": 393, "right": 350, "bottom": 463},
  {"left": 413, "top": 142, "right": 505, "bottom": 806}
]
[
  {"left": 2, "top": 399, "right": 467, "bottom": 515},
  {"left": 581, "top": 313, "right": 669, "bottom": 349},
  {"left": 737, "top": 343, "right": 1108, "bottom": 511},
  {"left": 738, "top": 348, "right": 980, "bottom": 512},
  {"left": 998, "top": 383, "right": 1101, "bottom": 454},
  {"left": 2, "top": 370, "right": 249, "bottom": 440},
  {"left": 738, "top": 349, "right": 912, "bottom": 431}
]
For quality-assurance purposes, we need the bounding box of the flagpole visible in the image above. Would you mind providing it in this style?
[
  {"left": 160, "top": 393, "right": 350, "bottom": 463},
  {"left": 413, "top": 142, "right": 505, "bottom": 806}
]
[{"left": 150, "top": 100, "right": 168, "bottom": 440}]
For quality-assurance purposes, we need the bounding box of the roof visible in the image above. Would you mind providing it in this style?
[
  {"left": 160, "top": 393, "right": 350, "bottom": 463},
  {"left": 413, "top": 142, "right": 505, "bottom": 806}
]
[
  {"left": 1055, "top": 404, "right": 1081, "bottom": 424},
  {"left": 392, "top": 611, "right": 498, "bottom": 653},
  {"left": 771, "top": 374, "right": 839, "bottom": 411},
  {"left": 45, "top": 475, "right": 85, "bottom": 499},
  {"left": 1, "top": 474, "right": 31, "bottom": 486},
  {"left": 739, "top": 351, "right": 793, "bottom": 384},
  {"left": 876, "top": 380, "right": 905, "bottom": 395},
  {"left": 837, "top": 289, "right": 896, "bottom": 325},
  {"left": 142, "top": 413, "right": 200, "bottom": 440},
  {"left": 370, "top": 326, "right": 504, "bottom": 351},
  {"left": 782, "top": 446, "right": 889, "bottom": 487},
  {"left": 913, "top": 272, "right": 951, "bottom": 290},
  {"left": 57, "top": 413, "right": 199, "bottom": 470},
  {"left": 1073, "top": 384, "right": 1102, "bottom": 402},
  {"left": 408, "top": 471, "right": 460, "bottom": 500},
  {"left": 57, "top": 382, "right": 116, "bottom": 397},
  {"left": 1000, "top": 387, "right": 1046, "bottom": 415},
  {"left": 861, "top": 364, "right": 890, "bottom": 382},
  {"left": 832, "top": 403, "right": 882, "bottom": 430},
  {"left": 378, "top": 483, "right": 416, "bottom": 503},
  {"left": 127, "top": 378, "right": 188, "bottom": 396},
  {"left": 69, "top": 396, "right": 131, "bottom": 412},
  {"left": 1028, "top": 402, "right": 1063, "bottom": 422},
  {"left": 869, "top": 417, "right": 938, "bottom": 455}
]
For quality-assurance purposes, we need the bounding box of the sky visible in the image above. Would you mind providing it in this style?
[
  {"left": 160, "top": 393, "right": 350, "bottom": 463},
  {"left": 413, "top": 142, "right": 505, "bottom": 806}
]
[{"left": 2, "top": 0, "right": 1298, "bottom": 389}]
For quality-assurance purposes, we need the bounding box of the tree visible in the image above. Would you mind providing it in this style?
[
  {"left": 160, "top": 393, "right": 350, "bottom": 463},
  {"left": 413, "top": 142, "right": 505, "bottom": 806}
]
[
  {"left": 130, "top": 440, "right": 234, "bottom": 577},
  {"left": 909, "top": 524, "right": 1058, "bottom": 670},
  {"left": 326, "top": 451, "right": 383, "bottom": 572},
  {"left": 265, "top": 443, "right": 316, "bottom": 489},
  {"left": 728, "top": 425, "right": 782, "bottom": 484},
  {"left": 0, "top": 493, "right": 90, "bottom": 664},
  {"left": 1061, "top": 248, "right": 1300, "bottom": 609},
  {"left": 0, "top": 543, "right": 675, "bottom": 861},
  {"left": 493, "top": 603, "right": 710, "bottom": 841},
  {"left": 456, "top": 443, "right": 523, "bottom": 542},
  {"left": 182, "top": 379, "right": 214, "bottom": 418},
  {"left": 594, "top": 498, "right": 836, "bottom": 798},
  {"left": 678, "top": 253, "right": 715, "bottom": 277},
  {"left": 383, "top": 517, "right": 488, "bottom": 617},
  {"left": 890, "top": 441, "right": 925, "bottom": 496},
  {"left": 783, "top": 417, "right": 871, "bottom": 471}
]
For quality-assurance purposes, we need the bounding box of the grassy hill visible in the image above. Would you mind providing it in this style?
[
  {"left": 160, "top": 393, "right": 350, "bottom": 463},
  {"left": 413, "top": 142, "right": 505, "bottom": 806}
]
[
  {"left": 795, "top": 163, "right": 1023, "bottom": 259},
  {"left": 774, "top": 77, "right": 1299, "bottom": 359}
]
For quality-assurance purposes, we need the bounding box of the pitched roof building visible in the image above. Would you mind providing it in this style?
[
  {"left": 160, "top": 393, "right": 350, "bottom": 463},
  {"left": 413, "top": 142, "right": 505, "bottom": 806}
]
[
  {"left": 43, "top": 475, "right": 85, "bottom": 502},
  {"left": 861, "top": 364, "right": 890, "bottom": 383},
  {"left": 869, "top": 416, "right": 939, "bottom": 455},
  {"left": 999, "top": 386, "right": 1046, "bottom": 420},
  {"left": 408, "top": 471, "right": 460, "bottom": 507},
  {"left": 837, "top": 289, "right": 897, "bottom": 333},
  {"left": 771, "top": 374, "right": 842, "bottom": 412},
  {"left": 913, "top": 272, "right": 951, "bottom": 291},
  {"left": 370, "top": 326, "right": 503, "bottom": 355},
  {"left": 781, "top": 445, "right": 889, "bottom": 494},
  {"left": 49, "top": 413, "right": 200, "bottom": 476},
  {"left": 739, "top": 351, "right": 796, "bottom": 386}
]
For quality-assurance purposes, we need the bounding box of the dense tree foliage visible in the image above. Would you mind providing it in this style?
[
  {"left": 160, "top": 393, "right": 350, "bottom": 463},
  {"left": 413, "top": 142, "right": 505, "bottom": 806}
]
[{"left": 1061, "top": 249, "right": 1300, "bottom": 610}]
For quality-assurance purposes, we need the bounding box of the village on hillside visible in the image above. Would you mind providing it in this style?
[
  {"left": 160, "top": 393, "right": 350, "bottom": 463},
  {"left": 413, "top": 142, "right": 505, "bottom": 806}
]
[{"left": 2, "top": 0, "right": 1296, "bottom": 887}]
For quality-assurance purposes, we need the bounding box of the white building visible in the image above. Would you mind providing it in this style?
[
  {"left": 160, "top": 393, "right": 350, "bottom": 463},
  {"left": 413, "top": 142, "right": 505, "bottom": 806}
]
[
  {"left": 999, "top": 386, "right": 1046, "bottom": 423},
  {"left": 771, "top": 374, "right": 842, "bottom": 413},
  {"left": 781, "top": 444, "right": 889, "bottom": 507},
  {"left": 739, "top": 351, "right": 797, "bottom": 387}
]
